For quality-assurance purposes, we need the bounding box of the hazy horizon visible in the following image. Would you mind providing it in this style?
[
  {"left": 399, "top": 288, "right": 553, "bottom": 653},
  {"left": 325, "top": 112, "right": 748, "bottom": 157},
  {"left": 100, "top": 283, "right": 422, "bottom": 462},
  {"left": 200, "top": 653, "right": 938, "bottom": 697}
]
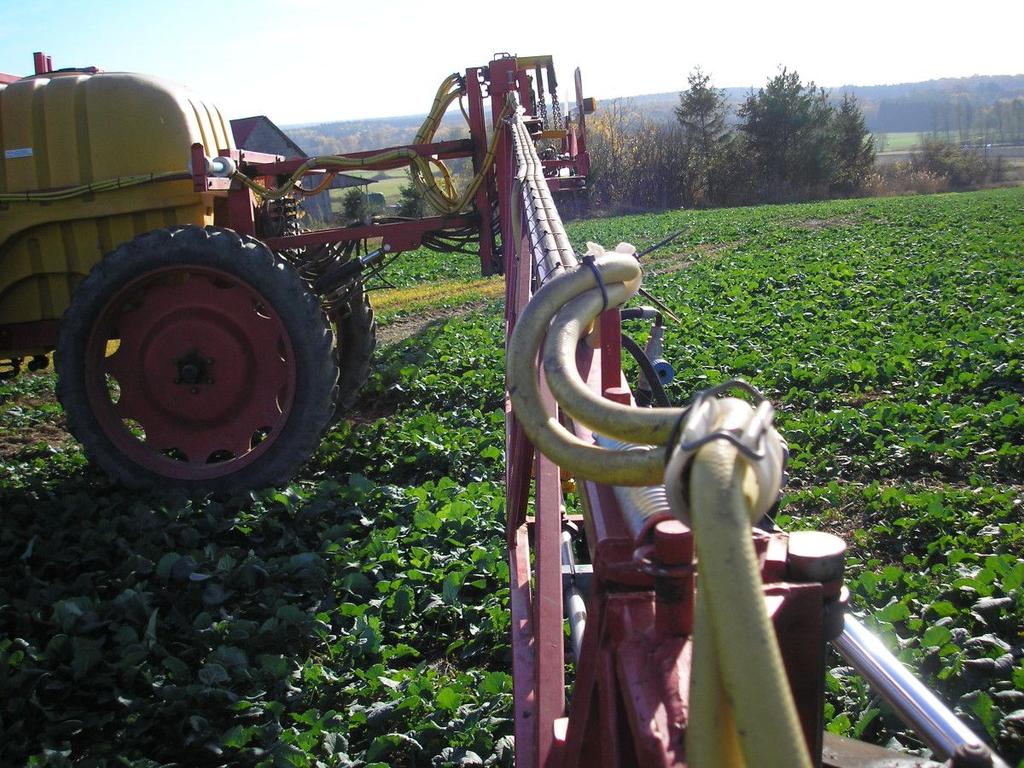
[{"left": 3, "top": 0, "right": 1023, "bottom": 125}]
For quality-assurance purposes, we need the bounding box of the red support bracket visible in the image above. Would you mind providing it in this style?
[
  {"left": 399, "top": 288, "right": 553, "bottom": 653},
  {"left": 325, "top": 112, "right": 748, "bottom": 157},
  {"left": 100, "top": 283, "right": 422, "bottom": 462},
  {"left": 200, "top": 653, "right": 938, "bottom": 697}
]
[{"left": 33, "top": 52, "right": 53, "bottom": 75}]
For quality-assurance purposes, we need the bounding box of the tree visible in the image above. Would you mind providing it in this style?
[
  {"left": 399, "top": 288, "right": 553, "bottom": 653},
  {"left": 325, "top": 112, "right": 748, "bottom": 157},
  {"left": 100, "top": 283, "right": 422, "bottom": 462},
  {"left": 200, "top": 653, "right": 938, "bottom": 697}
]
[
  {"left": 830, "top": 94, "right": 875, "bottom": 196},
  {"left": 398, "top": 180, "right": 426, "bottom": 218},
  {"left": 342, "top": 188, "right": 367, "bottom": 223},
  {"left": 675, "top": 68, "right": 730, "bottom": 206},
  {"left": 737, "top": 68, "right": 835, "bottom": 200}
]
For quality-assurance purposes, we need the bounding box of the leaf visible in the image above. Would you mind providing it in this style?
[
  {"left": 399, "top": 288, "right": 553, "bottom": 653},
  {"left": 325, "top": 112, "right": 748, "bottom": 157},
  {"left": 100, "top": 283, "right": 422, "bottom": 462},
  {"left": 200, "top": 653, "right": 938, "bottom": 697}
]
[
  {"left": 144, "top": 609, "right": 159, "bottom": 647},
  {"left": 436, "top": 686, "right": 462, "bottom": 711},
  {"left": 875, "top": 599, "right": 911, "bottom": 624},
  {"left": 162, "top": 656, "right": 190, "bottom": 681},
  {"left": 70, "top": 636, "right": 104, "bottom": 680},
  {"left": 929, "top": 600, "right": 958, "bottom": 618},
  {"left": 211, "top": 645, "right": 248, "bottom": 668},
  {"left": 155, "top": 552, "right": 181, "bottom": 581},
  {"left": 481, "top": 671, "right": 509, "bottom": 695},
  {"left": 853, "top": 708, "right": 879, "bottom": 739},
  {"left": 969, "top": 691, "right": 998, "bottom": 738},
  {"left": 1012, "top": 663, "right": 1024, "bottom": 690},
  {"left": 51, "top": 598, "right": 87, "bottom": 632},
  {"left": 221, "top": 725, "right": 254, "bottom": 749},
  {"left": 825, "top": 713, "right": 851, "bottom": 735},
  {"left": 198, "top": 662, "right": 230, "bottom": 686},
  {"left": 442, "top": 573, "right": 462, "bottom": 605},
  {"left": 276, "top": 604, "right": 307, "bottom": 625},
  {"left": 921, "top": 625, "right": 952, "bottom": 648}
]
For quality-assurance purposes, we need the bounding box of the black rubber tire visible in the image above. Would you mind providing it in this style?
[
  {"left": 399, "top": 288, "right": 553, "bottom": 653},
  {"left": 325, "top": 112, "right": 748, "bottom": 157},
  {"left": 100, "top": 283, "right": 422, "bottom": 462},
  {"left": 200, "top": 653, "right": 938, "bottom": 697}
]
[
  {"left": 331, "top": 283, "right": 376, "bottom": 414},
  {"left": 56, "top": 225, "right": 339, "bottom": 492},
  {"left": 256, "top": 197, "right": 376, "bottom": 415}
]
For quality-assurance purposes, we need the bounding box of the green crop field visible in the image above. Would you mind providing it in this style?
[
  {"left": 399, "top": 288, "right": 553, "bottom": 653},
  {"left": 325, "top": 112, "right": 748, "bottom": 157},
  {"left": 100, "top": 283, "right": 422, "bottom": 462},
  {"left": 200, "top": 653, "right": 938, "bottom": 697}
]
[
  {"left": 876, "top": 132, "right": 926, "bottom": 152},
  {"left": 330, "top": 169, "right": 410, "bottom": 211},
  {"left": 1, "top": 187, "right": 1022, "bottom": 767}
]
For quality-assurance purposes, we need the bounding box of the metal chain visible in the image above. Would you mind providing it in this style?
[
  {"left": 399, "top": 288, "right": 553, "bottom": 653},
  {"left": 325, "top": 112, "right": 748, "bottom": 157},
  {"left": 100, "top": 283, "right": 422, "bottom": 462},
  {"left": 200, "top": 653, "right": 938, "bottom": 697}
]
[
  {"left": 550, "top": 85, "right": 562, "bottom": 128},
  {"left": 535, "top": 74, "right": 548, "bottom": 130}
]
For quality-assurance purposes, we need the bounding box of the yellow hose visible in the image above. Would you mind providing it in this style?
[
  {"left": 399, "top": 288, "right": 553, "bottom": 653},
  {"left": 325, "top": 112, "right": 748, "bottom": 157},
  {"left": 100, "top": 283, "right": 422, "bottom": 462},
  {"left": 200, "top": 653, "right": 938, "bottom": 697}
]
[
  {"left": 666, "top": 401, "right": 810, "bottom": 768},
  {"left": 233, "top": 73, "right": 510, "bottom": 216},
  {"left": 508, "top": 240, "right": 810, "bottom": 765},
  {"left": 5, "top": 72, "right": 503, "bottom": 216},
  {"left": 0, "top": 170, "right": 187, "bottom": 203},
  {"left": 506, "top": 250, "right": 671, "bottom": 486}
]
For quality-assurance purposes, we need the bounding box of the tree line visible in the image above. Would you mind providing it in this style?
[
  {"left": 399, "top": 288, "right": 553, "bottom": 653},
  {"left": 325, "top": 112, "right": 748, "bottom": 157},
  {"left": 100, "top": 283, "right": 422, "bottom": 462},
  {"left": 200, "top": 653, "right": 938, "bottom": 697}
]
[{"left": 585, "top": 68, "right": 876, "bottom": 212}]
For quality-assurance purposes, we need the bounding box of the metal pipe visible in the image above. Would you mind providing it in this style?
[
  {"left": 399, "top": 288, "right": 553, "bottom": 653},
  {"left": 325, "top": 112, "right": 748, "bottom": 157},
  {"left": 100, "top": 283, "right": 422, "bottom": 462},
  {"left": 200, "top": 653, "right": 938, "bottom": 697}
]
[
  {"left": 561, "top": 531, "right": 587, "bottom": 662},
  {"left": 833, "top": 615, "right": 989, "bottom": 761}
]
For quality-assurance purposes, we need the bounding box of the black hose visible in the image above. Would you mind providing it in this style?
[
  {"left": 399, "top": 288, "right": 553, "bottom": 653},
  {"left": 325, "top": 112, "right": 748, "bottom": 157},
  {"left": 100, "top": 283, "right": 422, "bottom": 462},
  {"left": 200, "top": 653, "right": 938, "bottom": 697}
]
[{"left": 621, "top": 333, "right": 671, "bottom": 408}]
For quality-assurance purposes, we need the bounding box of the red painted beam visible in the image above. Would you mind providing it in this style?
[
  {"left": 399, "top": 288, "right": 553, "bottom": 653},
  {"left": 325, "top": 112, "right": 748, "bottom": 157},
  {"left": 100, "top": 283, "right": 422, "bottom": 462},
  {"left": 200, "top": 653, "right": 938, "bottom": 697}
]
[
  {"left": 509, "top": 524, "right": 538, "bottom": 768},
  {"left": 465, "top": 66, "right": 498, "bottom": 276},
  {"left": 534, "top": 377, "right": 565, "bottom": 768}
]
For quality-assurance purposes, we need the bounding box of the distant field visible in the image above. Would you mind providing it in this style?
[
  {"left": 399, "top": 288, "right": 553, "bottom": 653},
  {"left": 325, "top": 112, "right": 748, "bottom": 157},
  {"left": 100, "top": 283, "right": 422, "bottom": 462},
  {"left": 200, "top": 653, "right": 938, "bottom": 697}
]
[
  {"left": 328, "top": 169, "right": 409, "bottom": 210},
  {"left": 875, "top": 132, "right": 924, "bottom": 152}
]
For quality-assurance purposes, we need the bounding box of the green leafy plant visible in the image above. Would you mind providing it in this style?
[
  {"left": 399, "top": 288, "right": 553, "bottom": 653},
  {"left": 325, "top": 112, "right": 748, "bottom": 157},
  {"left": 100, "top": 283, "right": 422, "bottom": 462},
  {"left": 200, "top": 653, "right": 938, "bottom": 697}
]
[{"left": 2, "top": 186, "right": 1022, "bottom": 765}]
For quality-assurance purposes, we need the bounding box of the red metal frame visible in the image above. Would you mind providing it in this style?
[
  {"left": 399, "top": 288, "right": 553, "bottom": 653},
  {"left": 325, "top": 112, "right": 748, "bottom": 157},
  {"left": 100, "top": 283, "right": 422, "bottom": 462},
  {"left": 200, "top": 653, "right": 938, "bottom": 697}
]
[
  {"left": 184, "top": 54, "right": 590, "bottom": 287},
  {"left": 493, "top": 56, "right": 832, "bottom": 768}
]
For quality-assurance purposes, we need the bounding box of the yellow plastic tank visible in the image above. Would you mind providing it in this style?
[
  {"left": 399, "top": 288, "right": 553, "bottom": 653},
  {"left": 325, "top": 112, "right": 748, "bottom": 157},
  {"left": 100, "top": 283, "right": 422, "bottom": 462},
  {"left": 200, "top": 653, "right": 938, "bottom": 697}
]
[{"left": 0, "top": 70, "right": 234, "bottom": 352}]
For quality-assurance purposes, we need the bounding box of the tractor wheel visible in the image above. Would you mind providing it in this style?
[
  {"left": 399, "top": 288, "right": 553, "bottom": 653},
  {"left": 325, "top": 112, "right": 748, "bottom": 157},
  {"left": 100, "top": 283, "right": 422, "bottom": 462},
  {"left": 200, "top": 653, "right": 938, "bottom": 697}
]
[
  {"left": 330, "top": 282, "right": 376, "bottom": 414},
  {"left": 256, "top": 197, "right": 375, "bottom": 416},
  {"left": 56, "top": 225, "right": 338, "bottom": 492}
]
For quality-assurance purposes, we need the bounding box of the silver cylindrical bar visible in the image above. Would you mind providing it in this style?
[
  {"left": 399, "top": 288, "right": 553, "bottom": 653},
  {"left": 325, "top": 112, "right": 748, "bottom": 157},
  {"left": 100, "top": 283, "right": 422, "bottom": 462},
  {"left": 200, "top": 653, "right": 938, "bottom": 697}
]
[
  {"left": 833, "top": 615, "right": 985, "bottom": 761},
  {"left": 560, "top": 531, "right": 587, "bottom": 662},
  {"left": 565, "top": 585, "right": 587, "bottom": 662}
]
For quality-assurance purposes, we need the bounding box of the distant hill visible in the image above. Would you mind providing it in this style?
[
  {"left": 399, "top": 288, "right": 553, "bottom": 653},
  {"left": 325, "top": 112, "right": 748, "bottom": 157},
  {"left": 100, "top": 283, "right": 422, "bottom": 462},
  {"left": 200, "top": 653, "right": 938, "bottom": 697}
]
[
  {"left": 283, "top": 74, "right": 1024, "bottom": 155},
  {"left": 286, "top": 113, "right": 469, "bottom": 157},
  {"left": 600, "top": 75, "right": 1024, "bottom": 133}
]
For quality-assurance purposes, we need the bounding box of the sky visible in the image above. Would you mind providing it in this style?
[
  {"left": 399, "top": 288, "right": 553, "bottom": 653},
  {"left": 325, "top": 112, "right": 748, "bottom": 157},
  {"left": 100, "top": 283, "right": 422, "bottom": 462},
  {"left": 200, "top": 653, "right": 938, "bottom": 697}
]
[{"left": 2, "top": 0, "right": 1023, "bottom": 126}]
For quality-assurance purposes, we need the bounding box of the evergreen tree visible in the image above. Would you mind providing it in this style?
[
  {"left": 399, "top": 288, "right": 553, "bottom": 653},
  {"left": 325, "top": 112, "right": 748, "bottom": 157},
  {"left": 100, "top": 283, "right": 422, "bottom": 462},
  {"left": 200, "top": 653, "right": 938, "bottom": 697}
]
[
  {"left": 737, "top": 68, "right": 835, "bottom": 200},
  {"left": 398, "top": 180, "right": 426, "bottom": 218},
  {"left": 830, "top": 94, "right": 875, "bottom": 195},
  {"left": 675, "top": 68, "right": 730, "bottom": 206},
  {"left": 342, "top": 188, "right": 367, "bottom": 223}
]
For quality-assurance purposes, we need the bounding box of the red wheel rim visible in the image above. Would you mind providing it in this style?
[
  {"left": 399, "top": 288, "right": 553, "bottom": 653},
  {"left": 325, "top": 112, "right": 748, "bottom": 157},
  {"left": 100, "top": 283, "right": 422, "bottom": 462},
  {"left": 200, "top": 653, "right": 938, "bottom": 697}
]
[{"left": 84, "top": 265, "right": 297, "bottom": 481}]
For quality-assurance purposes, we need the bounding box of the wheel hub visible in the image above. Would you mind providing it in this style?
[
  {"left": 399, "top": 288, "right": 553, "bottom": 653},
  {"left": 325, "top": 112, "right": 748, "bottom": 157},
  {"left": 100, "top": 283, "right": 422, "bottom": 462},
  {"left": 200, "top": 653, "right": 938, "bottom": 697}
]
[{"left": 174, "top": 350, "right": 213, "bottom": 391}]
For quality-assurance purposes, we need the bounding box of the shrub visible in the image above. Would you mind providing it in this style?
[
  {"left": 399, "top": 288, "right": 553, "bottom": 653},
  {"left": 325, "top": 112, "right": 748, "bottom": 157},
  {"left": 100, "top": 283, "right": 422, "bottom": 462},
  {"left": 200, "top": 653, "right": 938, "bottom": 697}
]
[{"left": 911, "top": 141, "right": 997, "bottom": 190}]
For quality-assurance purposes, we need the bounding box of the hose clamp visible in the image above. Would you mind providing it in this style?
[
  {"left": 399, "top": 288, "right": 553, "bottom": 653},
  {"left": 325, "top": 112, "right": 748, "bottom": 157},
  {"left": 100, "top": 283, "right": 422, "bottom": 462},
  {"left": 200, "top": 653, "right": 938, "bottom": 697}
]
[{"left": 664, "top": 380, "right": 788, "bottom": 524}]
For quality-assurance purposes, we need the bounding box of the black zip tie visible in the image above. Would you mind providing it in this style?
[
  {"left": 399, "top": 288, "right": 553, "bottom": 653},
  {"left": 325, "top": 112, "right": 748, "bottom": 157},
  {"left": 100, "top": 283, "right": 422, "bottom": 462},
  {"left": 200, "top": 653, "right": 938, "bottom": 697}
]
[
  {"left": 581, "top": 254, "right": 609, "bottom": 312},
  {"left": 665, "top": 406, "right": 691, "bottom": 465}
]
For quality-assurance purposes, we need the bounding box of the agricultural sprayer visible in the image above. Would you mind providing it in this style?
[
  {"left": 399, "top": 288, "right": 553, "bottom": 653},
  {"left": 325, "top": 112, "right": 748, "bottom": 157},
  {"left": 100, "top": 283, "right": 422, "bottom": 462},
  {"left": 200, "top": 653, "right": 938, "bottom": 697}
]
[{"left": 0, "top": 52, "right": 1010, "bottom": 767}]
